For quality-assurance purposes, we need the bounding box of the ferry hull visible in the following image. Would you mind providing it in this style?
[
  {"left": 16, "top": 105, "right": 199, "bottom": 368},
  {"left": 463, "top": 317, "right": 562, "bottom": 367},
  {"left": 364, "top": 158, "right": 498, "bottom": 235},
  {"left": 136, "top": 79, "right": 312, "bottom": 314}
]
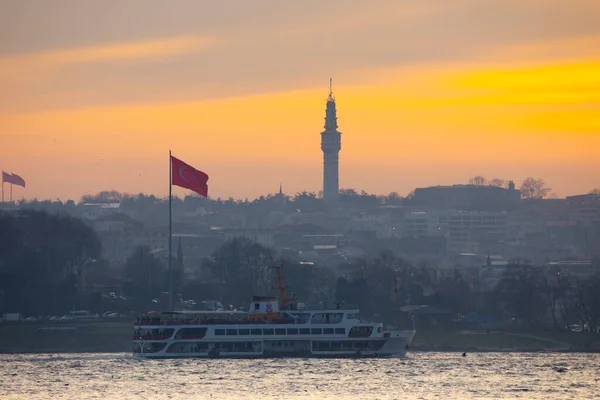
[{"left": 133, "top": 330, "right": 415, "bottom": 359}]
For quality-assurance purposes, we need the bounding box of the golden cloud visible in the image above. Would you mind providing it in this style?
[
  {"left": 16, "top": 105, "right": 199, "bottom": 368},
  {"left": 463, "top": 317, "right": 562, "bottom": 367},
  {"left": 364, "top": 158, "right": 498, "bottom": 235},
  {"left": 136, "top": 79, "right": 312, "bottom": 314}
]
[{"left": 0, "top": 35, "right": 218, "bottom": 75}]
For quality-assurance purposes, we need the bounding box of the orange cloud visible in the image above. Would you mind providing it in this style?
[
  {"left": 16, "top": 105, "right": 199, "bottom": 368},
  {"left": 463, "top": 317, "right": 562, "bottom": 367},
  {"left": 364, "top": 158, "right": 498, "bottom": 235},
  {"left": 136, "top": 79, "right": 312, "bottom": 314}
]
[
  {"left": 0, "top": 35, "right": 217, "bottom": 76},
  {"left": 488, "top": 34, "right": 600, "bottom": 63}
]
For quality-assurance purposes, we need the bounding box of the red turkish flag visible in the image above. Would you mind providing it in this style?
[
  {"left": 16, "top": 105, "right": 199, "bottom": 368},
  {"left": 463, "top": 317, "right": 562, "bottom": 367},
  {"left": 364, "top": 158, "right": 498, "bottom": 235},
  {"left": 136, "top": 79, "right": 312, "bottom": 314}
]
[
  {"left": 2, "top": 171, "right": 26, "bottom": 187},
  {"left": 171, "top": 156, "right": 208, "bottom": 197}
]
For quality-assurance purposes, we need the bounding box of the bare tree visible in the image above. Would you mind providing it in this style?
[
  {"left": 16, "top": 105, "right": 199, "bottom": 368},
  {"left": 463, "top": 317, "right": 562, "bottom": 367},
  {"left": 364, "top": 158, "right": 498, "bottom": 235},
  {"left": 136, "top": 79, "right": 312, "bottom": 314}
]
[
  {"left": 489, "top": 178, "right": 506, "bottom": 188},
  {"left": 520, "top": 177, "right": 551, "bottom": 200},
  {"left": 590, "top": 188, "right": 600, "bottom": 195},
  {"left": 80, "top": 190, "right": 124, "bottom": 203},
  {"left": 469, "top": 176, "right": 487, "bottom": 186}
]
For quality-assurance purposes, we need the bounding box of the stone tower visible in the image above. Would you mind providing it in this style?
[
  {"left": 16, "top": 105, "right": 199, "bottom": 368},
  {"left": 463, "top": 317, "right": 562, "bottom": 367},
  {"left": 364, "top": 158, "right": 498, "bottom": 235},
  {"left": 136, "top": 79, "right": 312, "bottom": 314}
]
[{"left": 321, "top": 78, "right": 342, "bottom": 202}]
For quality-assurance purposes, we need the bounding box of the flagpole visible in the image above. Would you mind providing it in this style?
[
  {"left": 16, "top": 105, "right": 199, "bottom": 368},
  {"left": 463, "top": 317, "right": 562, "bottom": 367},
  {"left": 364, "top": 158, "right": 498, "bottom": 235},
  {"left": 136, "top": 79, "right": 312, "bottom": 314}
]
[{"left": 168, "top": 150, "right": 173, "bottom": 311}]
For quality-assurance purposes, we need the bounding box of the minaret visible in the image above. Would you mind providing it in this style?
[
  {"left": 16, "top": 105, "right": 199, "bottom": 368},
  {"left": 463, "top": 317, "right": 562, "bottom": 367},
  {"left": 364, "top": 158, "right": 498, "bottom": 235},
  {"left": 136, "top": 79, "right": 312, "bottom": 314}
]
[{"left": 321, "top": 78, "right": 342, "bottom": 202}]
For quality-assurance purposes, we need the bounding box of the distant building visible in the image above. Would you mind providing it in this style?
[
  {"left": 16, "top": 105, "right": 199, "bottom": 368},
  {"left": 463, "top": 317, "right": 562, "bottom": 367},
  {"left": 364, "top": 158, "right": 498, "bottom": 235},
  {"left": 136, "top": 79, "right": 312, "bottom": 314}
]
[
  {"left": 411, "top": 183, "right": 521, "bottom": 211},
  {"left": 321, "top": 79, "right": 342, "bottom": 202},
  {"left": 544, "top": 260, "right": 598, "bottom": 282},
  {"left": 79, "top": 202, "right": 121, "bottom": 220},
  {"left": 401, "top": 208, "right": 508, "bottom": 253}
]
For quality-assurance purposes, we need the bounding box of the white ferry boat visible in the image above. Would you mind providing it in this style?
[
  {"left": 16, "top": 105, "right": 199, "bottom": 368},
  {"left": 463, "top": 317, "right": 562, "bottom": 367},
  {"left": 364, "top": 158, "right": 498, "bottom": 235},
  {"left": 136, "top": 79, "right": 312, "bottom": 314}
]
[{"left": 133, "top": 269, "right": 415, "bottom": 359}]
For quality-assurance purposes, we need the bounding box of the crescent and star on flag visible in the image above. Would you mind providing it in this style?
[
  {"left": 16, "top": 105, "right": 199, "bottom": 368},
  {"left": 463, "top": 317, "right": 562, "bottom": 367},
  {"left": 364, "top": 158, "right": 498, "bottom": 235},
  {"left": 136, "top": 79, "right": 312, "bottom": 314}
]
[
  {"left": 178, "top": 166, "right": 206, "bottom": 184},
  {"left": 171, "top": 155, "right": 209, "bottom": 198}
]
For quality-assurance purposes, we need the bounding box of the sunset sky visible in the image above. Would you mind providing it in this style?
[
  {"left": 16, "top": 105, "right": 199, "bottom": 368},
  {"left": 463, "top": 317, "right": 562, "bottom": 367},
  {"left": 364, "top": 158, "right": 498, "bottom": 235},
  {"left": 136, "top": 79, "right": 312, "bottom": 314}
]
[{"left": 1, "top": 0, "right": 599, "bottom": 201}]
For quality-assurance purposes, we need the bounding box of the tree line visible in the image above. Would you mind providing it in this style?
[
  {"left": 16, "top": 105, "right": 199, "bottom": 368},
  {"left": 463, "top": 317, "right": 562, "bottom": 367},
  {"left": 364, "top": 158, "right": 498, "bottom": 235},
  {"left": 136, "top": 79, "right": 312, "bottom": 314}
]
[
  {"left": 0, "top": 210, "right": 101, "bottom": 316},
  {"left": 125, "top": 238, "right": 600, "bottom": 332},
  {"left": 468, "top": 175, "right": 555, "bottom": 199},
  {"left": 15, "top": 176, "right": 597, "bottom": 213},
  {"left": 2, "top": 209, "right": 599, "bottom": 331}
]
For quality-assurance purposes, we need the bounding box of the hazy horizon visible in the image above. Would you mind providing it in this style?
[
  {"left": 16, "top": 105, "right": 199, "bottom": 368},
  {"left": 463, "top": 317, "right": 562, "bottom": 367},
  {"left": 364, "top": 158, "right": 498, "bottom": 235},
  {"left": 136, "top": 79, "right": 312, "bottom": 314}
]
[{"left": 2, "top": 0, "right": 599, "bottom": 201}]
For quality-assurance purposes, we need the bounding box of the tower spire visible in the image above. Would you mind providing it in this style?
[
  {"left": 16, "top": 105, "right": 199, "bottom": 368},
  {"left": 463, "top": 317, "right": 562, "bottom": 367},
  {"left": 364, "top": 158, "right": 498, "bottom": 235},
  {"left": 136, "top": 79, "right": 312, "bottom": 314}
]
[{"left": 321, "top": 78, "right": 341, "bottom": 202}]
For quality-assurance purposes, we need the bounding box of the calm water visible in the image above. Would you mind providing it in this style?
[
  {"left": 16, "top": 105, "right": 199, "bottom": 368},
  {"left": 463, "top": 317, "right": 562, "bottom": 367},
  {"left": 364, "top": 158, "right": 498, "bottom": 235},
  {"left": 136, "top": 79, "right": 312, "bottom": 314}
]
[{"left": 1, "top": 352, "right": 598, "bottom": 399}]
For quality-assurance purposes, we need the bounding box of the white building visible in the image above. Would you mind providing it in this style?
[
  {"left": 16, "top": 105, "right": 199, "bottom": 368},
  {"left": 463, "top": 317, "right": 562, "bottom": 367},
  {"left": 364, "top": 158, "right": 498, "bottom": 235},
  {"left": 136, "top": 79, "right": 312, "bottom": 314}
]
[{"left": 401, "top": 208, "right": 508, "bottom": 253}]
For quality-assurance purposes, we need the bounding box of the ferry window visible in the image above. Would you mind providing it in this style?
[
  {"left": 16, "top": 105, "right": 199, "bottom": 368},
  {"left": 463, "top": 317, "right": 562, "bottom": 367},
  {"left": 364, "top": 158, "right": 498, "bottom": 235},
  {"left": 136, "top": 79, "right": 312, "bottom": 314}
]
[
  {"left": 299, "top": 328, "right": 310, "bottom": 335},
  {"left": 346, "top": 313, "right": 357, "bottom": 320},
  {"left": 250, "top": 329, "right": 262, "bottom": 335},
  {"left": 326, "top": 313, "right": 344, "bottom": 323},
  {"left": 349, "top": 326, "right": 373, "bottom": 338},
  {"left": 335, "top": 328, "right": 345, "bottom": 335},
  {"left": 323, "top": 328, "right": 334, "bottom": 334},
  {"left": 175, "top": 328, "right": 206, "bottom": 340},
  {"left": 310, "top": 314, "right": 326, "bottom": 323},
  {"left": 254, "top": 303, "right": 260, "bottom": 311},
  {"left": 263, "top": 329, "right": 274, "bottom": 335},
  {"left": 226, "top": 329, "right": 238, "bottom": 336},
  {"left": 215, "top": 329, "right": 225, "bottom": 336},
  {"left": 287, "top": 328, "right": 298, "bottom": 335},
  {"left": 291, "top": 313, "right": 311, "bottom": 324},
  {"left": 275, "top": 328, "right": 286, "bottom": 335},
  {"left": 311, "top": 328, "right": 322, "bottom": 335},
  {"left": 238, "top": 329, "right": 250, "bottom": 336}
]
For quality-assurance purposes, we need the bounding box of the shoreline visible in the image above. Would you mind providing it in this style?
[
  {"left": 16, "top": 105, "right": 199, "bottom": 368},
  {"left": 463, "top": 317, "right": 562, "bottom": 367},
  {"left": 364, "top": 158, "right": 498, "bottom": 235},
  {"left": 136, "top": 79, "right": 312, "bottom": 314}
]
[
  {"left": 1, "top": 321, "right": 598, "bottom": 355},
  {"left": 2, "top": 348, "right": 599, "bottom": 355}
]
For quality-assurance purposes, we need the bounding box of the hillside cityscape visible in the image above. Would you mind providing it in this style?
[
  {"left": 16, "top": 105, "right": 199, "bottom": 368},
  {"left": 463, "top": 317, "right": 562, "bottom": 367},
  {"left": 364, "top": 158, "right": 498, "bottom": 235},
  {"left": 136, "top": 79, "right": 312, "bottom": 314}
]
[
  {"left": 1, "top": 177, "right": 599, "bottom": 336},
  {"left": 1, "top": 85, "right": 600, "bottom": 341}
]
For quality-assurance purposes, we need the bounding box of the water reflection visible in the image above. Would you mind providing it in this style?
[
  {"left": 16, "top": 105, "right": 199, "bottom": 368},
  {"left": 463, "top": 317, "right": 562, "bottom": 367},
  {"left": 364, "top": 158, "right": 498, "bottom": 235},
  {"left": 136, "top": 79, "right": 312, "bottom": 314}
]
[{"left": 0, "top": 352, "right": 598, "bottom": 399}]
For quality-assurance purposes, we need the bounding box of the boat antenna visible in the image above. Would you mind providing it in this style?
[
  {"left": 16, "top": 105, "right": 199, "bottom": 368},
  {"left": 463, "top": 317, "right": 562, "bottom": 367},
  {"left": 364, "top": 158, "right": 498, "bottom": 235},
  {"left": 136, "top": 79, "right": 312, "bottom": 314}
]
[
  {"left": 269, "top": 253, "right": 289, "bottom": 309},
  {"left": 393, "top": 277, "right": 402, "bottom": 330}
]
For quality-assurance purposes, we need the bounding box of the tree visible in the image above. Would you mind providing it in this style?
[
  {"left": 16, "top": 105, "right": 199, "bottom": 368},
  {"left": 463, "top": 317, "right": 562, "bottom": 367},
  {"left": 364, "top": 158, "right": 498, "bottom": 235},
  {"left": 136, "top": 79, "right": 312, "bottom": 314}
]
[
  {"left": 291, "top": 191, "right": 324, "bottom": 213},
  {"left": 590, "top": 189, "right": 600, "bottom": 196},
  {"left": 520, "top": 177, "right": 551, "bottom": 200},
  {"left": 279, "top": 259, "right": 317, "bottom": 302},
  {"left": 432, "top": 272, "right": 475, "bottom": 315},
  {"left": 542, "top": 271, "right": 572, "bottom": 329},
  {"left": 402, "top": 190, "right": 416, "bottom": 206},
  {"left": 469, "top": 176, "right": 487, "bottom": 186},
  {"left": 489, "top": 178, "right": 506, "bottom": 188},
  {"left": 570, "top": 273, "right": 600, "bottom": 332},
  {"left": 80, "top": 190, "right": 125, "bottom": 203},
  {"left": 338, "top": 188, "right": 380, "bottom": 209},
  {"left": 383, "top": 192, "right": 403, "bottom": 205},
  {"left": 0, "top": 210, "right": 101, "bottom": 316},
  {"left": 123, "top": 246, "right": 165, "bottom": 304},
  {"left": 494, "top": 263, "right": 548, "bottom": 325},
  {"left": 204, "top": 237, "right": 272, "bottom": 307}
]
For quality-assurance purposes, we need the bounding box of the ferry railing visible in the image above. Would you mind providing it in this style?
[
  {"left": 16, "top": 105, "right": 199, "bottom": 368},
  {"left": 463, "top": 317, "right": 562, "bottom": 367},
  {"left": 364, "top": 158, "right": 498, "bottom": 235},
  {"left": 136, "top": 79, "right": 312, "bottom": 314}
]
[{"left": 284, "top": 303, "right": 360, "bottom": 311}]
